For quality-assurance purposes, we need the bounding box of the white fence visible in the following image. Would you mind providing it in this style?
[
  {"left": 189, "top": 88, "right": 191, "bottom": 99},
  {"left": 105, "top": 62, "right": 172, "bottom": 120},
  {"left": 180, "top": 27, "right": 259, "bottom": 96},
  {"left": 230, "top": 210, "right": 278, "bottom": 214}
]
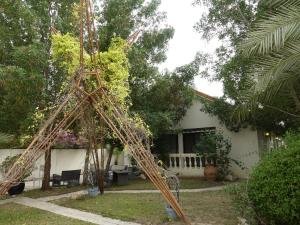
[{"left": 167, "top": 153, "right": 205, "bottom": 177}]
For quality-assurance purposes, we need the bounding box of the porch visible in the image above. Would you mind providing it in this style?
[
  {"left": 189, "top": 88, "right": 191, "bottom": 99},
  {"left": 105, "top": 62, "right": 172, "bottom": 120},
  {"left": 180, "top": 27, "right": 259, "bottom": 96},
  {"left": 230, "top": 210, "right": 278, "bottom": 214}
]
[{"left": 166, "top": 153, "right": 206, "bottom": 177}]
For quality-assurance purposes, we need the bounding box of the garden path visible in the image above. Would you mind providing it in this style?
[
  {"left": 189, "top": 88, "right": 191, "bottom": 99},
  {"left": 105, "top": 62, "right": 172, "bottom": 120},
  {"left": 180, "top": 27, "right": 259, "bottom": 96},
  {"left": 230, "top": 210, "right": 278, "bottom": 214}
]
[
  {"left": 0, "top": 187, "right": 223, "bottom": 225},
  {"left": 13, "top": 197, "right": 140, "bottom": 225}
]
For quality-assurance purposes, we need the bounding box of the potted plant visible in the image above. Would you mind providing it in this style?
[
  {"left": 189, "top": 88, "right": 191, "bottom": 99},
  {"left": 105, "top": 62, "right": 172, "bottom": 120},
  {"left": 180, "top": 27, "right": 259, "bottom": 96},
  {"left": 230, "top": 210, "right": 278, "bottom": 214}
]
[
  {"left": 87, "top": 166, "right": 99, "bottom": 197},
  {"left": 195, "top": 131, "right": 218, "bottom": 181},
  {"left": 0, "top": 154, "right": 32, "bottom": 195},
  {"left": 196, "top": 130, "right": 244, "bottom": 181}
]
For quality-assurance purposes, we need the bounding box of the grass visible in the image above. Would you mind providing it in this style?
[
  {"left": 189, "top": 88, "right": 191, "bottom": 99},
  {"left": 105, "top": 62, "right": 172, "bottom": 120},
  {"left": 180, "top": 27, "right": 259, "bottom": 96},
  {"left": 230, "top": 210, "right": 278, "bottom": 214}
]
[
  {"left": 0, "top": 203, "right": 92, "bottom": 225},
  {"left": 19, "top": 177, "right": 226, "bottom": 198},
  {"left": 107, "top": 177, "right": 226, "bottom": 191},
  {"left": 0, "top": 195, "right": 9, "bottom": 200},
  {"left": 54, "top": 190, "right": 239, "bottom": 225},
  {"left": 22, "top": 185, "right": 89, "bottom": 199}
]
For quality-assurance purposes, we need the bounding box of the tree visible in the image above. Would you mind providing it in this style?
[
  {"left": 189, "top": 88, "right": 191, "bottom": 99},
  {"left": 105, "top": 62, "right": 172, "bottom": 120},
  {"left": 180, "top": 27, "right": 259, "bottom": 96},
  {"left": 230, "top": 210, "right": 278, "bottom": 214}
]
[
  {"left": 97, "top": 0, "right": 196, "bottom": 146},
  {"left": 0, "top": 65, "right": 45, "bottom": 135},
  {"left": 0, "top": 0, "right": 78, "bottom": 136},
  {"left": 193, "top": 0, "right": 300, "bottom": 134},
  {"left": 233, "top": 0, "right": 300, "bottom": 121},
  {"left": 0, "top": 0, "right": 197, "bottom": 186},
  {"left": 0, "top": 0, "right": 79, "bottom": 191}
]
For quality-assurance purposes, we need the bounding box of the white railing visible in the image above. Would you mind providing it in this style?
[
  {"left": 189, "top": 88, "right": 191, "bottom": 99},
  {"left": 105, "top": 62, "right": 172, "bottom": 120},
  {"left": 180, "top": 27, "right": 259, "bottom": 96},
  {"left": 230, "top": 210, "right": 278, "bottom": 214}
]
[
  {"left": 167, "top": 153, "right": 205, "bottom": 177},
  {"left": 168, "top": 153, "right": 202, "bottom": 168}
]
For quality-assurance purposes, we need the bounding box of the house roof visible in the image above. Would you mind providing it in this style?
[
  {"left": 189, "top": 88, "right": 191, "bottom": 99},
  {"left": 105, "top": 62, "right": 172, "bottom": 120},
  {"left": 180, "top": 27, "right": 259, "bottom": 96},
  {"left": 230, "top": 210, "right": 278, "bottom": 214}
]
[{"left": 194, "top": 89, "right": 215, "bottom": 101}]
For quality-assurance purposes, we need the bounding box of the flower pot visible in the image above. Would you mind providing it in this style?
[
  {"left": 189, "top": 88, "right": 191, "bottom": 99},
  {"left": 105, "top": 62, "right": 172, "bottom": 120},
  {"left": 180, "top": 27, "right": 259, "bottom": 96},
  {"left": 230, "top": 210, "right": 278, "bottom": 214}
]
[
  {"left": 88, "top": 187, "right": 99, "bottom": 197},
  {"left": 165, "top": 205, "right": 177, "bottom": 220},
  {"left": 204, "top": 165, "right": 217, "bottom": 181},
  {"left": 8, "top": 182, "right": 25, "bottom": 196}
]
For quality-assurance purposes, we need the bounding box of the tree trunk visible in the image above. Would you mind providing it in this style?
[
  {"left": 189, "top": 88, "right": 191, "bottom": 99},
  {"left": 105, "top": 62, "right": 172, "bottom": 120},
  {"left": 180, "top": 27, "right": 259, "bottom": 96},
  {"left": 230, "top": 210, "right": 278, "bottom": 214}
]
[
  {"left": 99, "top": 118, "right": 105, "bottom": 194},
  {"left": 41, "top": 147, "right": 51, "bottom": 191},
  {"left": 82, "top": 144, "right": 91, "bottom": 185},
  {"left": 105, "top": 148, "right": 114, "bottom": 173},
  {"left": 92, "top": 136, "right": 104, "bottom": 194}
]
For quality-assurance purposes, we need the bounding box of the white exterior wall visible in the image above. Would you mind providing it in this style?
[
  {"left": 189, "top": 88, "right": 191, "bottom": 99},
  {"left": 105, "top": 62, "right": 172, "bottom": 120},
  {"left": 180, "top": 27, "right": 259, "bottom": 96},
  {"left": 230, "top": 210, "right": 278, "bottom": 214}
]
[
  {"left": 176, "top": 99, "right": 260, "bottom": 178},
  {"left": 0, "top": 148, "right": 127, "bottom": 190}
]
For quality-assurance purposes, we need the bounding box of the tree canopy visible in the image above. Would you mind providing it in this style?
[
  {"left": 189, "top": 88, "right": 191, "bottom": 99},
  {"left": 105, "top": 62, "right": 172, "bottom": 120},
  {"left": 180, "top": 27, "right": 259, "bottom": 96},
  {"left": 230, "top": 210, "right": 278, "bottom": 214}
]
[
  {"left": 194, "top": 0, "right": 300, "bottom": 134},
  {"left": 0, "top": 0, "right": 196, "bottom": 147}
]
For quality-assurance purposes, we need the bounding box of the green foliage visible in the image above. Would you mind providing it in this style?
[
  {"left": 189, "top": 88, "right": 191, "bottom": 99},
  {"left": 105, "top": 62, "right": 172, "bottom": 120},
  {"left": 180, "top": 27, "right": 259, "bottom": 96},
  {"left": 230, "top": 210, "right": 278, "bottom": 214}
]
[
  {"left": 201, "top": 95, "right": 300, "bottom": 135},
  {"left": 97, "top": 0, "right": 190, "bottom": 139},
  {"left": 132, "top": 58, "right": 197, "bottom": 138},
  {"left": 192, "top": 0, "right": 261, "bottom": 129},
  {"left": 0, "top": 66, "right": 45, "bottom": 135},
  {"left": 248, "top": 131, "right": 300, "bottom": 225},
  {"left": 194, "top": 0, "right": 258, "bottom": 44},
  {"left": 0, "top": 0, "right": 191, "bottom": 152},
  {"left": 51, "top": 33, "right": 82, "bottom": 76},
  {"left": 195, "top": 130, "right": 243, "bottom": 180},
  {"left": 0, "top": 133, "right": 15, "bottom": 149},
  {"left": 194, "top": 0, "right": 300, "bottom": 134},
  {"left": 0, "top": 0, "right": 78, "bottom": 142},
  {"left": 96, "top": 37, "right": 130, "bottom": 104},
  {"left": 241, "top": 1, "right": 300, "bottom": 56},
  {"left": 225, "top": 182, "right": 259, "bottom": 225},
  {"left": 98, "top": 0, "right": 167, "bottom": 51},
  {"left": 200, "top": 98, "right": 244, "bottom": 132},
  {"left": 0, "top": 0, "right": 39, "bottom": 63},
  {"left": 0, "top": 154, "right": 32, "bottom": 180},
  {"left": 19, "top": 109, "right": 46, "bottom": 147},
  {"left": 234, "top": 0, "right": 300, "bottom": 122},
  {"left": 51, "top": 33, "right": 130, "bottom": 106}
]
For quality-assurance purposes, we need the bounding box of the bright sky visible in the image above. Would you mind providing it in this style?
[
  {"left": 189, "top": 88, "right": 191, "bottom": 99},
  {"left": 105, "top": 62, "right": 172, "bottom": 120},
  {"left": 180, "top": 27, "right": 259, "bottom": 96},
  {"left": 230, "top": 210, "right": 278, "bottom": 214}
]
[{"left": 159, "top": 0, "right": 223, "bottom": 97}]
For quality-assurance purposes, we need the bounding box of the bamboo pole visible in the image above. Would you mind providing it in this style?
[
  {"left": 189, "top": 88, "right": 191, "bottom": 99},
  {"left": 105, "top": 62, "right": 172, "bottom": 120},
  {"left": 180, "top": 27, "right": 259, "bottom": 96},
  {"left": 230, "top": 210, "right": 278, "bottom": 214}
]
[{"left": 89, "top": 91, "right": 191, "bottom": 224}]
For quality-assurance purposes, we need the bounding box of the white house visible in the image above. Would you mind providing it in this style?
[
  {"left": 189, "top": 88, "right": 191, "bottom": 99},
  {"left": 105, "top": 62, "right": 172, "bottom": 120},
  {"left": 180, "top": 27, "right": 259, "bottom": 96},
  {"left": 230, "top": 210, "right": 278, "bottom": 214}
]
[
  {"left": 159, "top": 90, "right": 267, "bottom": 178},
  {"left": 0, "top": 90, "right": 270, "bottom": 190}
]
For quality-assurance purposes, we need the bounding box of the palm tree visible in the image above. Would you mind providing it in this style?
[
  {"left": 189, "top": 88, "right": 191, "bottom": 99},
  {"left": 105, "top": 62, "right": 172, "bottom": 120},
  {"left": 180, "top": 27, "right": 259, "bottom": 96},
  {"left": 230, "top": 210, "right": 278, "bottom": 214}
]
[{"left": 233, "top": 0, "right": 300, "bottom": 121}]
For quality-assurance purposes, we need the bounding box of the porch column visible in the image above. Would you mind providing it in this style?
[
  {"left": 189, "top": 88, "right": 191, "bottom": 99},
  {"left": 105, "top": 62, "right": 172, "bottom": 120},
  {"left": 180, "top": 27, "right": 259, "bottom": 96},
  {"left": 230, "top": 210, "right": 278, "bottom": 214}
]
[
  {"left": 178, "top": 133, "right": 184, "bottom": 154},
  {"left": 178, "top": 133, "right": 184, "bottom": 171}
]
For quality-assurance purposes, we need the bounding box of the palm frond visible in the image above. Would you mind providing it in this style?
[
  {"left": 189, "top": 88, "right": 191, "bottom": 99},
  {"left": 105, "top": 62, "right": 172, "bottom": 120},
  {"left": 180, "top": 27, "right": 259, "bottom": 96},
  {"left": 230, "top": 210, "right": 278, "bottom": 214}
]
[
  {"left": 262, "top": 0, "right": 300, "bottom": 8},
  {"left": 247, "top": 40, "right": 300, "bottom": 93},
  {"left": 234, "top": 1, "right": 300, "bottom": 122},
  {"left": 240, "top": 4, "right": 300, "bottom": 56},
  {"left": 231, "top": 78, "right": 299, "bottom": 123}
]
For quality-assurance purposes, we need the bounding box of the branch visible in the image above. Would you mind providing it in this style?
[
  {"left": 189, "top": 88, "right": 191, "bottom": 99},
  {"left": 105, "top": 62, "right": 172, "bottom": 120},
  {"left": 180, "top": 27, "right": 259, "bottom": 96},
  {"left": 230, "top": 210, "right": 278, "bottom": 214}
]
[
  {"left": 236, "top": 1, "right": 250, "bottom": 27},
  {"left": 263, "top": 104, "right": 300, "bottom": 118}
]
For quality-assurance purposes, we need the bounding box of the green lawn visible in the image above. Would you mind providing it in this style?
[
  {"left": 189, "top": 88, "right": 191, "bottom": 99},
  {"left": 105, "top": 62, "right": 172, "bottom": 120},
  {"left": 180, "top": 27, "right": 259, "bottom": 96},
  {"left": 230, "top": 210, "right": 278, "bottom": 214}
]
[
  {"left": 20, "top": 177, "right": 226, "bottom": 199},
  {"left": 107, "top": 177, "right": 226, "bottom": 191},
  {"left": 22, "top": 185, "right": 89, "bottom": 199},
  {"left": 54, "top": 191, "right": 239, "bottom": 225},
  {"left": 0, "top": 203, "right": 92, "bottom": 225}
]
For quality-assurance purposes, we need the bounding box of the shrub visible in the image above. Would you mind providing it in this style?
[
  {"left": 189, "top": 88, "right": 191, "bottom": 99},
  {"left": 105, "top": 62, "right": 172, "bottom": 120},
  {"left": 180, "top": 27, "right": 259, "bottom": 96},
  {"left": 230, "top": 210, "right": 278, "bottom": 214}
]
[
  {"left": 0, "top": 133, "right": 17, "bottom": 149},
  {"left": 248, "top": 131, "right": 300, "bottom": 225},
  {"left": 226, "top": 182, "right": 258, "bottom": 225},
  {"left": 196, "top": 130, "right": 244, "bottom": 180},
  {"left": 0, "top": 154, "right": 32, "bottom": 180}
]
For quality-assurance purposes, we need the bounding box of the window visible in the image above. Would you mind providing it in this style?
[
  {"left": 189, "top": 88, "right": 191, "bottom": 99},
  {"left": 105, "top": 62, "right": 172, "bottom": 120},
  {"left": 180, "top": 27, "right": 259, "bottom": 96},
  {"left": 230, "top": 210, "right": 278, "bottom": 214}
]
[
  {"left": 153, "top": 134, "right": 178, "bottom": 154},
  {"left": 183, "top": 127, "right": 215, "bottom": 153}
]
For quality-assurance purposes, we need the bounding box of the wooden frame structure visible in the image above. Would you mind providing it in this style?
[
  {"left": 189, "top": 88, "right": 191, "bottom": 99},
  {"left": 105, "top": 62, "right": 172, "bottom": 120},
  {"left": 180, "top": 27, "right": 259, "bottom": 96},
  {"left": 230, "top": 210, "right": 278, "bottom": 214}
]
[{"left": 0, "top": 1, "right": 190, "bottom": 224}]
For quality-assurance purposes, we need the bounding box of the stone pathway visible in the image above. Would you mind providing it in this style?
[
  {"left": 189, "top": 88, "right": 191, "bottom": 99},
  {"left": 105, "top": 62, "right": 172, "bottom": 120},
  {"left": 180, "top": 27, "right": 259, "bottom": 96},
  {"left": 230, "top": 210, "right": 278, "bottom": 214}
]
[
  {"left": 0, "top": 186, "right": 224, "bottom": 225},
  {"left": 13, "top": 197, "right": 140, "bottom": 225}
]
